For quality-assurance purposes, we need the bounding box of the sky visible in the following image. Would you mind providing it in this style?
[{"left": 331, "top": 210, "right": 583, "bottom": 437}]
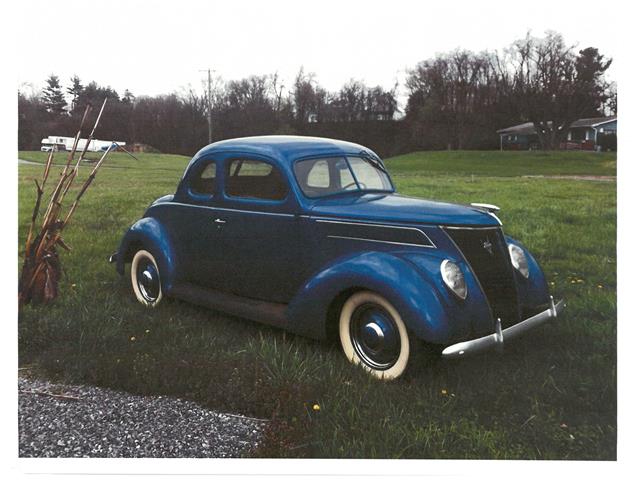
[{"left": 15, "top": 0, "right": 619, "bottom": 108}]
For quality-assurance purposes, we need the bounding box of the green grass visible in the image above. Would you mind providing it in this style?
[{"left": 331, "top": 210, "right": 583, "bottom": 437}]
[
  {"left": 19, "top": 151, "right": 191, "bottom": 171},
  {"left": 385, "top": 150, "right": 617, "bottom": 177},
  {"left": 18, "top": 150, "right": 616, "bottom": 459}
]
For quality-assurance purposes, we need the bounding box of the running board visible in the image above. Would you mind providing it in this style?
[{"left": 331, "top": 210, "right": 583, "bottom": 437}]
[{"left": 170, "top": 283, "right": 288, "bottom": 329}]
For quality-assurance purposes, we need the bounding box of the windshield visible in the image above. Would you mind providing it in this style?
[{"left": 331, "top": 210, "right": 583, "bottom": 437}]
[{"left": 294, "top": 155, "right": 393, "bottom": 198}]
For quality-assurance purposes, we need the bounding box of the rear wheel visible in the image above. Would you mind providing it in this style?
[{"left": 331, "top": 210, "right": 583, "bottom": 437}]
[
  {"left": 339, "top": 291, "right": 410, "bottom": 380},
  {"left": 130, "top": 249, "right": 163, "bottom": 307}
]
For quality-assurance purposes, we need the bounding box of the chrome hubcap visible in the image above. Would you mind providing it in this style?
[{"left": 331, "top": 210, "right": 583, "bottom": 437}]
[
  {"left": 350, "top": 303, "right": 400, "bottom": 370},
  {"left": 137, "top": 259, "right": 160, "bottom": 302}
]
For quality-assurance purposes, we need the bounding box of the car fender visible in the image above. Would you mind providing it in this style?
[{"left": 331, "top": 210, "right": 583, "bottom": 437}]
[
  {"left": 504, "top": 235, "right": 550, "bottom": 311},
  {"left": 115, "top": 217, "right": 178, "bottom": 293},
  {"left": 285, "top": 250, "right": 491, "bottom": 344}
]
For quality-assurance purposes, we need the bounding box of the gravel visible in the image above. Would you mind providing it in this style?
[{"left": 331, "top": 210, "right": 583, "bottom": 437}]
[{"left": 18, "top": 377, "right": 266, "bottom": 458}]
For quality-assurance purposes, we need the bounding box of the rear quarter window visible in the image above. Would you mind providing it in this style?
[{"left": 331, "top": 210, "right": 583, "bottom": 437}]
[{"left": 225, "top": 159, "right": 288, "bottom": 201}]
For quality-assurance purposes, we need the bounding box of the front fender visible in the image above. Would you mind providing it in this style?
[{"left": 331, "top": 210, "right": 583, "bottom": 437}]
[
  {"left": 504, "top": 236, "right": 550, "bottom": 315},
  {"left": 115, "top": 217, "right": 178, "bottom": 293},
  {"left": 286, "top": 250, "right": 492, "bottom": 344}
]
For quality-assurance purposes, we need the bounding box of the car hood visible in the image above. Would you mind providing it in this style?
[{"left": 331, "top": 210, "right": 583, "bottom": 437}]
[{"left": 308, "top": 193, "right": 499, "bottom": 227}]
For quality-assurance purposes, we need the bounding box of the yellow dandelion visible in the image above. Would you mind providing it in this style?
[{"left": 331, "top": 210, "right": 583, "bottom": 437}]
[
  {"left": 571, "top": 280, "right": 576, "bottom": 284},
  {"left": 577, "top": 279, "right": 584, "bottom": 284},
  {"left": 441, "top": 389, "right": 447, "bottom": 395},
  {"left": 313, "top": 404, "right": 321, "bottom": 411},
  {"left": 598, "top": 285, "right": 603, "bottom": 289}
]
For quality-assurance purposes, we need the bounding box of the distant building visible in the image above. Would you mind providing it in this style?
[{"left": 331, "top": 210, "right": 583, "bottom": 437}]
[
  {"left": 40, "top": 135, "right": 126, "bottom": 153},
  {"left": 497, "top": 117, "right": 617, "bottom": 151},
  {"left": 130, "top": 143, "right": 160, "bottom": 153}
]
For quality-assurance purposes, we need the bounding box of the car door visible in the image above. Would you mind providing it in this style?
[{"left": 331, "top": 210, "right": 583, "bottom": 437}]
[
  {"left": 212, "top": 155, "right": 306, "bottom": 303},
  {"left": 170, "top": 157, "right": 230, "bottom": 289}
]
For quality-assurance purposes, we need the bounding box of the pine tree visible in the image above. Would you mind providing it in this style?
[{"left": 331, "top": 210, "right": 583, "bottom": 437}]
[
  {"left": 42, "top": 75, "right": 67, "bottom": 115},
  {"left": 122, "top": 89, "right": 135, "bottom": 104},
  {"left": 67, "top": 75, "right": 83, "bottom": 112}
]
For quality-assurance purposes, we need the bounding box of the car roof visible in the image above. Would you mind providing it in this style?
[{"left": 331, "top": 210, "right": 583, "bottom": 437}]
[{"left": 191, "top": 135, "right": 379, "bottom": 166}]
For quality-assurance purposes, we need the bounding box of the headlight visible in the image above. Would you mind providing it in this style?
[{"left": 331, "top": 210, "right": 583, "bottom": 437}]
[
  {"left": 440, "top": 260, "right": 468, "bottom": 300},
  {"left": 508, "top": 244, "right": 529, "bottom": 278}
]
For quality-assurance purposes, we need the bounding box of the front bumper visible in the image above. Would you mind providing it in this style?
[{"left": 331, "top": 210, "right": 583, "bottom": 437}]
[{"left": 441, "top": 296, "right": 565, "bottom": 359}]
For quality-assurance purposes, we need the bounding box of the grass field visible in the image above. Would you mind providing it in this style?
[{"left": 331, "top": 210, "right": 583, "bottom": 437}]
[{"left": 18, "top": 149, "right": 616, "bottom": 459}]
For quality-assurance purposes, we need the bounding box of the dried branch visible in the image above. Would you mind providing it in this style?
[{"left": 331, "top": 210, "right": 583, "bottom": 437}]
[
  {"left": 19, "top": 98, "right": 114, "bottom": 306},
  {"left": 19, "top": 389, "right": 82, "bottom": 402},
  {"left": 62, "top": 104, "right": 91, "bottom": 175}
]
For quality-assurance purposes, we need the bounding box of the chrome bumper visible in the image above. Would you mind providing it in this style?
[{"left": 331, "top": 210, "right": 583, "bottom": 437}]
[{"left": 441, "top": 296, "right": 565, "bottom": 359}]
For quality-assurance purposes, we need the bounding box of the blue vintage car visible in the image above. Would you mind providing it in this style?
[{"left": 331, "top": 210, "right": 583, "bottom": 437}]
[{"left": 111, "top": 136, "right": 564, "bottom": 379}]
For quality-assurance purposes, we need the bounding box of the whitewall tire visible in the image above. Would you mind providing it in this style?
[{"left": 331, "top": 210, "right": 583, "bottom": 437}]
[
  {"left": 339, "top": 291, "right": 411, "bottom": 380},
  {"left": 130, "top": 249, "right": 163, "bottom": 307}
]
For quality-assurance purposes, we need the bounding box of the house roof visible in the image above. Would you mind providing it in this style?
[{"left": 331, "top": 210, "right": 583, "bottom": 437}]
[
  {"left": 569, "top": 116, "right": 617, "bottom": 128},
  {"left": 497, "top": 117, "right": 616, "bottom": 135},
  {"left": 192, "top": 135, "right": 377, "bottom": 166}
]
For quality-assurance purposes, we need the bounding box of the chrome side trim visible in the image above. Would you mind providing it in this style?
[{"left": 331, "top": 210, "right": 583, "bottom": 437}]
[
  {"left": 158, "top": 202, "right": 296, "bottom": 218},
  {"left": 441, "top": 297, "right": 565, "bottom": 359},
  {"left": 315, "top": 218, "right": 436, "bottom": 248},
  {"left": 442, "top": 225, "right": 502, "bottom": 231},
  {"left": 327, "top": 235, "right": 436, "bottom": 249},
  {"left": 487, "top": 212, "right": 503, "bottom": 226},
  {"left": 470, "top": 202, "right": 500, "bottom": 212}
]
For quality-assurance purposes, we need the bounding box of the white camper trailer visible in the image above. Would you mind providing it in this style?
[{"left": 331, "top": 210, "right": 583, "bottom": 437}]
[{"left": 40, "top": 136, "right": 126, "bottom": 153}]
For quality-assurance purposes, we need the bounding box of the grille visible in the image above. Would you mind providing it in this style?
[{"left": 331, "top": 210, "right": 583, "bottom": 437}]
[{"left": 444, "top": 227, "right": 520, "bottom": 328}]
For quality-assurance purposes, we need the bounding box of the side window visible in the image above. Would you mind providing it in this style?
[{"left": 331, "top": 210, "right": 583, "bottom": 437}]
[
  {"left": 191, "top": 162, "right": 216, "bottom": 196},
  {"left": 307, "top": 160, "right": 330, "bottom": 188},
  {"left": 226, "top": 159, "right": 288, "bottom": 201}
]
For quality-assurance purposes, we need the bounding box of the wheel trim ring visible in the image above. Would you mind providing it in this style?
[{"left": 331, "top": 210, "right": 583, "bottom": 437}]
[
  {"left": 131, "top": 250, "right": 163, "bottom": 307},
  {"left": 338, "top": 291, "right": 411, "bottom": 380},
  {"left": 137, "top": 260, "right": 160, "bottom": 302},
  {"left": 349, "top": 303, "right": 401, "bottom": 370}
]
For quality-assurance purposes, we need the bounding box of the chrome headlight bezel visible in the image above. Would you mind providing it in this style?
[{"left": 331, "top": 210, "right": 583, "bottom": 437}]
[
  {"left": 440, "top": 259, "right": 468, "bottom": 300},
  {"left": 508, "top": 244, "right": 530, "bottom": 279}
]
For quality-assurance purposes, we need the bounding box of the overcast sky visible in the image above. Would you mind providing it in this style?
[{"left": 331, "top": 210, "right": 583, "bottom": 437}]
[{"left": 16, "top": 0, "right": 619, "bottom": 106}]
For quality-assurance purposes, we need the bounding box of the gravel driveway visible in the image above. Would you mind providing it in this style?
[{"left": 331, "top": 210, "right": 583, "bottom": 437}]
[{"left": 18, "top": 377, "right": 266, "bottom": 457}]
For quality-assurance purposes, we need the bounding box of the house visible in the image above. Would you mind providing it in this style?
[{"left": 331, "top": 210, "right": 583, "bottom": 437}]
[{"left": 497, "top": 117, "right": 617, "bottom": 151}]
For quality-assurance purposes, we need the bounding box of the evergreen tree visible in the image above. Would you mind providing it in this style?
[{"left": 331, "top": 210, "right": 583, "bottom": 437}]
[
  {"left": 67, "top": 75, "right": 83, "bottom": 112},
  {"left": 42, "top": 74, "right": 67, "bottom": 115},
  {"left": 122, "top": 89, "right": 135, "bottom": 104}
]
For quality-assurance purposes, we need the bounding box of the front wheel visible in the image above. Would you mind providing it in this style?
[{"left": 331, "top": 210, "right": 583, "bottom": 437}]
[
  {"left": 339, "top": 291, "right": 411, "bottom": 380},
  {"left": 130, "top": 249, "right": 163, "bottom": 307}
]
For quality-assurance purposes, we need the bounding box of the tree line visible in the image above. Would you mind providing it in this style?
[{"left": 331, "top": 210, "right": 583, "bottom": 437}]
[{"left": 19, "top": 31, "right": 615, "bottom": 157}]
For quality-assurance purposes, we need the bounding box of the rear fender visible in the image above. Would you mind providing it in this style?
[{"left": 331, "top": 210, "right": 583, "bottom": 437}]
[{"left": 115, "top": 217, "right": 178, "bottom": 292}]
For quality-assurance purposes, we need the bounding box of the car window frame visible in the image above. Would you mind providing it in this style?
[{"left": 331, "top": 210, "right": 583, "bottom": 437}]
[
  {"left": 292, "top": 154, "right": 395, "bottom": 199},
  {"left": 222, "top": 156, "right": 290, "bottom": 205},
  {"left": 186, "top": 158, "right": 218, "bottom": 202}
]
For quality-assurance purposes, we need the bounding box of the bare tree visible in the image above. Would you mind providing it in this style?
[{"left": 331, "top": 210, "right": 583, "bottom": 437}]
[{"left": 507, "top": 31, "right": 611, "bottom": 149}]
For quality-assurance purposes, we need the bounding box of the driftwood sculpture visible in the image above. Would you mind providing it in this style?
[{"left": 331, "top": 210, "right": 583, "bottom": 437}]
[{"left": 19, "top": 99, "right": 113, "bottom": 306}]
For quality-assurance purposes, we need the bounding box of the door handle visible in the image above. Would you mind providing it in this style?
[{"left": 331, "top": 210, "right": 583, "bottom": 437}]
[{"left": 214, "top": 218, "right": 226, "bottom": 224}]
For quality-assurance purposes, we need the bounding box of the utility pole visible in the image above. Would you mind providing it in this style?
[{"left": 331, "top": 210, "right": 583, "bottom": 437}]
[{"left": 200, "top": 68, "right": 214, "bottom": 143}]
